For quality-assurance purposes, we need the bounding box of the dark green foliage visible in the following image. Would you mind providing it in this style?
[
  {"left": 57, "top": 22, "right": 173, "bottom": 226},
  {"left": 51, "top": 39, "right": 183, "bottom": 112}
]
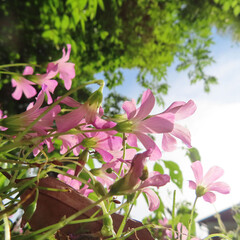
[{"left": 1, "top": 0, "right": 240, "bottom": 113}]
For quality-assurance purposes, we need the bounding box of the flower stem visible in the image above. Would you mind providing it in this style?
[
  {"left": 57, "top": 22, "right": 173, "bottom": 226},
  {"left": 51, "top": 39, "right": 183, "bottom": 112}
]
[
  {"left": 0, "top": 197, "right": 11, "bottom": 240},
  {"left": 187, "top": 196, "right": 198, "bottom": 240}
]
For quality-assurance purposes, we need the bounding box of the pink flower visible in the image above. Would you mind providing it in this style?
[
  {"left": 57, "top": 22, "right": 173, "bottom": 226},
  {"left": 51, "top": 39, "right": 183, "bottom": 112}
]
[
  {"left": 109, "top": 149, "right": 170, "bottom": 211},
  {"left": 189, "top": 161, "right": 230, "bottom": 203},
  {"left": 94, "top": 149, "right": 137, "bottom": 188},
  {"left": 117, "top": 89, "right": 174, "bottom": 160},
  {"left": 78, "top": 131, "right": 123, "bottom": 162},
  {"left": 2, "top": 88, "right": 60, "bottom": 134},
  {"left": 58, "top": 169, "right": 92, "bottom": 197},
  {"left": 56, "top": 89, "right": 103, "bottom": 132},
  {"left": 58, "top": 134, "right": 79, "bottom": 156},
  {"left": 35, "top": 71, "right": 58, "bottom": 104},
  {"left": 47, "top": 44, "right": 75, "bottom": 90},
  {"left": 161, "top": 100, "right": 197, "bottom": 151},
  {"left": 175, "top": 223, "right": 199, "bottom": 240},
  {"left": 11, "top": 66, "right": 37, "bottom": 100}
]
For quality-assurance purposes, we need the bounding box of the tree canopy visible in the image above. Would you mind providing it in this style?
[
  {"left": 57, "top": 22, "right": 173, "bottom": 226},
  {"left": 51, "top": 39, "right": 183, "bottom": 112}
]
[{"left": 1, "top": 0, "right": 240, "bottom": 113}]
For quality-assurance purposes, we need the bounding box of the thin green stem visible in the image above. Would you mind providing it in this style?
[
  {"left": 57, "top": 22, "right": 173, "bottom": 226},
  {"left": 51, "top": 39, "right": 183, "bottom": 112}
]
[
  {"left": 0, "top": 197, "right": 11, "bottom": 240},
  {"left": 0, "top": 63, "right": 39, "bottom": 69},
  {"left": 171, "top": 190, "right": 176, "bottom": 239},
  {"left": 187, "top": 196, "right": 198, "bottom": 240},
  {"left": 116, "top": 191, "right": 140, "bottom": 238}
]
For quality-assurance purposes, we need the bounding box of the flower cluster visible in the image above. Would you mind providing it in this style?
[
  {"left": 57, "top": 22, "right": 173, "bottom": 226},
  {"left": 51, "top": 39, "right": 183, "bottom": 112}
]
[{"left": 0, "top": 44, "right": 231, "bottom": 239}]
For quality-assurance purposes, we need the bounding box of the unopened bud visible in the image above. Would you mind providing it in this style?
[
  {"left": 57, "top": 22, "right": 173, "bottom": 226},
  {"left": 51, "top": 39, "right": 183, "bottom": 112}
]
[
  {"left": 75, "top": 149, "right": 89, "bottom": 176},
  {"left": 90, "top": 168, "right": 102, "bottom": 176},
  {"left": 87, "top": 88, "right": 103, "bottom": 108},
  {"left": 95, "top": 181, "right": 106, "bottom": 196}
]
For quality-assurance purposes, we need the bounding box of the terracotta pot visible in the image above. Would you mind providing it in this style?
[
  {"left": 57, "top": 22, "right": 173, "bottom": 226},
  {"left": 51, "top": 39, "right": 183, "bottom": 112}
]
[{"left": 21, "top": 177, "right": 154, "bottom": 240}]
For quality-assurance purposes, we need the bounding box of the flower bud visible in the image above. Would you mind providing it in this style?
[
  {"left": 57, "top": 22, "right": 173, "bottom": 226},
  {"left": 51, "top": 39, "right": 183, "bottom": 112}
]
[
  {"left": 90, "top": 168, "right": 102, "bottom": 176},
  {"left": 101, "top": 216, "right": 115, "bottom": 237},
  {"left": 87, "top": 88, "right": 103, "bottom": 109},
  {"left": 95, "top": 181, "right": 106, "bottom": 196},
  {"left": 74, "top": 149, "right": 89, "bottom": 176}
]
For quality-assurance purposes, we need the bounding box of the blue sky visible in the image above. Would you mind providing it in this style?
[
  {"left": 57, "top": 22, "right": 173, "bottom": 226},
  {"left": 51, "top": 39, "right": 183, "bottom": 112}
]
[{"left": 96, "top": 29, "right": 240, "bottom": 237}]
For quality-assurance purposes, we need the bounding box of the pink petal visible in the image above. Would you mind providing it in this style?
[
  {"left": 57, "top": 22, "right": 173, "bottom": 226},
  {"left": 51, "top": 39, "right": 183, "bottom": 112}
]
[
  {"left": 207, "top": 181, "right": 231, "bottom": 194},
  {"left": 55, "top": 107, "right": 86, "bottom": 132},
  {"left": 163, "top": 101, "right": 185, "bottom": 114},
  {"left": 203, "top": 192, "right": 216, "bottom": 203},
  {"left": 188, "top": 180, "right": 197, "bottom": 190},
  {"left": 137, "top": 112, "right": 174, "bottom": 133},
  {"left": 60, "top": 44, "right": 71, "bottom": 63},
  {"left": 171, "top": 123, "right": 192, "bottom": 148},
  {"left": 126, "top": 133, "right": 138, "bottom": 148},
  {"left": 135, "top": 132, "right": 162, "bottom": 161},
  {"left": 174, "top": 100, "right": 197, "bottom": 121},
  {"left": 134, "top": 89, "right": 155, "bottom": 120},
  {"left": 130, "top": 149, "right": 152, "bottom": 178},
  {"left": 59, "top": 62, "right": 75, "bottom": 90},
  {"left": 42, "top": 79, "right": 58, "bottom": 93},
  {"left": 142, "top": 188, "right": 160, "bottom": 211},
  {"left": 202, "top": 166, "right": 224, "bottom": 187},
  {"left": 95, "top": 148, "right": 113, "bottom": 162},
  {"left": 11, "top": 78, "right": 37, "bottom": 100},
  {"left": 97, "top": 135, "right": 122, "bottom": 151},
  {"left": 140, "top": 172, "right": 170, "bottom": 189},
  {"left": 191, "top": 161, "right": 203, "bottom": 185},
  {"left": 11, "top": 83, "right": 23, "bottom": 100},
  {"left": 162, "top": 133, "right": 177, "bottom": 152},
  {"left": 59, "top": 96, "right": 82, "bottom": 108},
  {"left": 22, "top": 84, "right": 37, "bottom": 99},
  {"left": 176, "top": 223, "right": 188, "bottom": 240},
  {"left": 122, "top": 99, "right": 137, "bottom": 119},
  {"left": 93, "top": 116, "right": 117, "bottom": 132},
  {"left": 23, "top": 66, "right": 34, "bottom": 75}
]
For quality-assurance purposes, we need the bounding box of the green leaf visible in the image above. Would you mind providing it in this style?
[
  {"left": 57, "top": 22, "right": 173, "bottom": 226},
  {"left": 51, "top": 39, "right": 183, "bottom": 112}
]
[
  {"left": 97, "top": 0, "right": 105, "bottom": 10},
  {"left": 79, "top": 0, "right": 88, "bottom": 10},
  {"left": 234, "top": 5, "right": 240, "bottom": 16},
  {"left": 0, "top": 173, "right": 8, "bottom": 189},
  {"left": 100, "top": 31, "right": 109, "bottom": 40},
  {"left": 186, "top": 147, "right": 201, "bottom": 163},
  {"left": 163, "top": 160, "right": 183, "bottom": 189},
  {"left": 87, "top": 157, "right": 95, "bottom": 169},
  {"left": 22, "top": 189, "right": 39, "bottom": 221},
  {"left": 61, "top": 15, "right": 69, "bottom": 31},
  {"left": 153, "top": 162, "right": 164, "bottom": 174}
]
